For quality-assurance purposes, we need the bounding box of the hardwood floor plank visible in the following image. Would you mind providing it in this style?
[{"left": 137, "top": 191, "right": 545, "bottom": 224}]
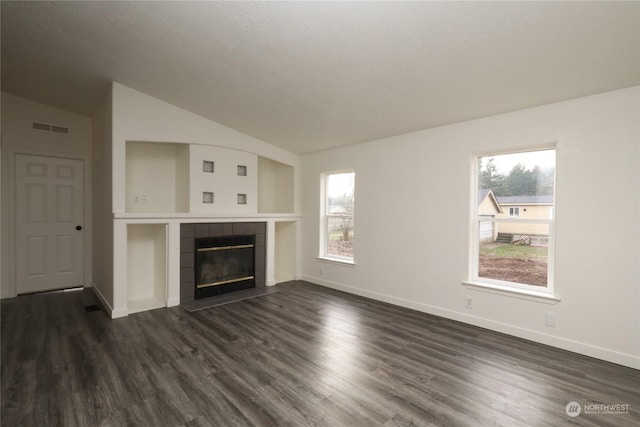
[{"left": 2, "top": 281, "right": 639, "bottom": 426}]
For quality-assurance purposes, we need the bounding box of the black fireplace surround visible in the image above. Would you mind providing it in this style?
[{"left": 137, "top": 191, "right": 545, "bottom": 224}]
[
  {"left": 194, "top": 234, "right": 255, "bottom": 299},
  {"left": 180, "top": 222, "right": 266, "bottom": 303}
]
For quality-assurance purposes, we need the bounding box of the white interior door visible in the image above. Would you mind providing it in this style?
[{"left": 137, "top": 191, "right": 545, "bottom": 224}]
[{"left": 15, "top": 154, "right": 85, "bottom": 294}]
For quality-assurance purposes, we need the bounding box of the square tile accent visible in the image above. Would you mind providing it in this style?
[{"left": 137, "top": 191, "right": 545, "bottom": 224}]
[
  {"left": 202, "top": 160, "right": 214, "bottom": 173},
  {"left": 202, "top": 192, "right": 214, "bottom": 204}
]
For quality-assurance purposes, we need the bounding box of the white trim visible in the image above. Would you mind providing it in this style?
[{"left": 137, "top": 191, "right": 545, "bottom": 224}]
[
  {"left": 316, "top": 256, "right": 356, "bottom": 267},
  {"left": 462, "top": 281, "right": 560, "bottom": 304},
  {"left": 113, "top": 212, "right": 301, "bottom": 220},
  {"left": 302, "top": 275, "right": 640, "bottom": 370},
  {"left": 166, "top": 297, "right": 180, "bottom": 307},
  {"left": 111, "top": 308, "right": 129, "bottom": 319},
  {"left": 91, "top": 283, "right": 115, "bottom": 317},
  {"left": 470, "top": 147, "right": 556, "bottom": 294},
  {"left": 474, "top": 144, "right": 557, "bottom": 159},
  {"left": 319, "top": 170, "right": 355, "bottom": 263}
]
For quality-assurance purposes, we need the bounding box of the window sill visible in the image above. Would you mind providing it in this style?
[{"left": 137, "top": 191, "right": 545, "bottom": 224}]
[
  {"left": 462, "top": 281, "right": 560, "bottom": 305},
  {"left": 317, "top": 256, "right": 355, "bottom": 267}
]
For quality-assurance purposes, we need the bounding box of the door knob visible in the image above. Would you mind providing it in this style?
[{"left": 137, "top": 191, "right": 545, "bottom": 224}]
[{"left": 76, "top": 225, "right": 82, "bottom": 231}]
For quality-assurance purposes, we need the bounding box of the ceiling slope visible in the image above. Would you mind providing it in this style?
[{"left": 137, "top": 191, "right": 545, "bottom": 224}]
[{"left": 2, "top": 1, "right": 639, "bottom": 154}]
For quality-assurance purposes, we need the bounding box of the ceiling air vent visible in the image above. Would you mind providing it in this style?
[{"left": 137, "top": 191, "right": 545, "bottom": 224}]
[{"left": 32, "top": 122, "right": 69, "bottom": 134}]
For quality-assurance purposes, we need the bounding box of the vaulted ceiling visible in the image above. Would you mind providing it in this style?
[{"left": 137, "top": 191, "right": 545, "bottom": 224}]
[{"left": 2, "top": 1, "right": 639, "bottom": 154}]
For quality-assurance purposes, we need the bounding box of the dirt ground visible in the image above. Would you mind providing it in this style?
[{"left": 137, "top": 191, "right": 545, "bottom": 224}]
[
  {"left": 328, "top": 239, "right": 353, "bottom": 258},
  {"left": 479, "top": 255, "right": 547, "bottom": 287}
]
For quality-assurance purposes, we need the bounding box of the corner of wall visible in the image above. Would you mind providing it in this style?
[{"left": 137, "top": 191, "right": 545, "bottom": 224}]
[{"left": 91, "top": 87, "right": 115, "bottom": 308}]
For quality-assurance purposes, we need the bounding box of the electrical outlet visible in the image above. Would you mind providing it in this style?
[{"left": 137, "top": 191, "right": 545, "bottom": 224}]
[
  {"left": 545, "top": 312, "right": 556, "bottom": 328},
  {"left": 465, "top": 297, "right": 472, "bottom": 309}
]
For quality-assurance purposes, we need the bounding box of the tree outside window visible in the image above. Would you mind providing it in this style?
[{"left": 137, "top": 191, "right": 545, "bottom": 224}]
[{"left": 323, "top": 171, "right": 355, "bottom": 260}]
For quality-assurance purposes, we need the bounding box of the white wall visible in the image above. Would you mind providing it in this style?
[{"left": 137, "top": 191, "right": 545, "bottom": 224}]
[
  {"left": 91, "top": 89, "right": 114, "bottom": 309},
  {"left": 300, "top": 87, "right": 640, "bottom": 369},
  {"left": 125, "top": 141, "right": 180, "bottom": 213},
  {"left": 126, "top": 224, "right": 167, "bottom": 303},
  {"left": 188, "top": 144, "right": 258, "bottom": 214},
  {"left": 1, "top": 92, "right": 93, "bottom": 298},
  {"left": 275, "top": 221, "right": 296, "bottom": 282},
  {"left": 258, "top": 157, "right": 295, "bottom": 213}
]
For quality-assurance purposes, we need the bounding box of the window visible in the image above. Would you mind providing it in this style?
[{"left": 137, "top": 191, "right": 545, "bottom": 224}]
[
  {"left": 321, "top": 171, "right": 355, "bottom": 262},
  {"left": 472, "top": 148, "right": 555, "bottom": 292}
]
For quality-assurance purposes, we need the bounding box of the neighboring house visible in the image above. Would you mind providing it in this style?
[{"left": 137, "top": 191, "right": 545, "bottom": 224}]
[
  {"left": 477, "top": 189, "right": 502, "bottom": 242},
  {"left": 496, "top": 195, "right": 554, "bottom": 236}
]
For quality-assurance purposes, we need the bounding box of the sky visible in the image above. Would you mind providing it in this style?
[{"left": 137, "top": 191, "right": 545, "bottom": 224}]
[
  {"left": 480, "top": 149, "right": 555, "bottom": 174},
  {"left": 327, "top": 172, "right": 355, "bottom": 198}
]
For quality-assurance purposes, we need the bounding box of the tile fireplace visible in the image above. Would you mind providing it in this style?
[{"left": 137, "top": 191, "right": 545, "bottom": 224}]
[{"left": 180, "top": 222, "right": 266, "bottom": 303}]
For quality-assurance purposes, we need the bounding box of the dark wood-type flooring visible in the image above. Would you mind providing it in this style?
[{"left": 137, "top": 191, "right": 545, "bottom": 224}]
[{"left": 2, "top": 281, "right": 639, "bottom": 426}]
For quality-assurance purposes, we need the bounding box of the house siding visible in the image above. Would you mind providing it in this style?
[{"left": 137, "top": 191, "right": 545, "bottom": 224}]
[{"left": 495, "top": 204, "right": 552, "bottom": 236}]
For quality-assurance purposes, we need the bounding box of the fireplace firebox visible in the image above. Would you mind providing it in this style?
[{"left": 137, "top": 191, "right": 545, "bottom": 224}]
[{"left": 194, "top": 235, "right": 255, "bottom": 299}]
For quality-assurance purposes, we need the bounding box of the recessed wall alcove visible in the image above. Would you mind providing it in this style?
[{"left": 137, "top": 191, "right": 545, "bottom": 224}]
[{"left": 125, "top": 141, "right": 294, "bottom": 214}]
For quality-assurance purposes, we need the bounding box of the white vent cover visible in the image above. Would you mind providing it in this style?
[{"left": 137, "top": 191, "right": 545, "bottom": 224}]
[{"left": 32, "top": 122, "right": 69, "bottom": 134}]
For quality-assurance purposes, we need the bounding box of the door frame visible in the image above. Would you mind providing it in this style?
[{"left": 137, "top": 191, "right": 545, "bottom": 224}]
[{"left": 3, "top": 149, "right": 92, "bottom": 298}]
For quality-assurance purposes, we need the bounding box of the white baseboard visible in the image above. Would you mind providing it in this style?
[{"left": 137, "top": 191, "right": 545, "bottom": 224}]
[
  {"left": 0, "top": 289, "right": 17, "bottom": 299},
  {"left": 110, "top": 308, "right": 128, "bottom": 319},
  {"left": 90, "top": 284, "right": 117, "bottom": 318},
  {"left": 301, "top": 275, "right": 640, "bottom": 370}
]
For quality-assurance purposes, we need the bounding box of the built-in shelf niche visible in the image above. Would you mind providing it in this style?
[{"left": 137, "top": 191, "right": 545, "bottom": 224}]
[
  {"left": 274, "top": 221, "right": 296, "bottom": 283},
  {"left": 126, "top": 141, "right": 189, "bottom": 213},
  {"left": 125, "top": 141, "right": 294, "bottom": 215},
  {"left": 127, "top": 224, "right": 167, "bottom": 314},
  {"left": 258, "top": 157, "right": 294, "bottom": 214}
]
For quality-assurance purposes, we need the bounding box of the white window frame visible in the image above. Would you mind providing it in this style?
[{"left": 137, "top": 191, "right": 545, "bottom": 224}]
[
  {"left": 319, "top": 170, "right": 355, "bottom": 264},
  {"left": 468, "top": 147, "right": 556, "bottom": 297},
  {"left": 509, "top": 207, "right": 520, "bottom": 217}
]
